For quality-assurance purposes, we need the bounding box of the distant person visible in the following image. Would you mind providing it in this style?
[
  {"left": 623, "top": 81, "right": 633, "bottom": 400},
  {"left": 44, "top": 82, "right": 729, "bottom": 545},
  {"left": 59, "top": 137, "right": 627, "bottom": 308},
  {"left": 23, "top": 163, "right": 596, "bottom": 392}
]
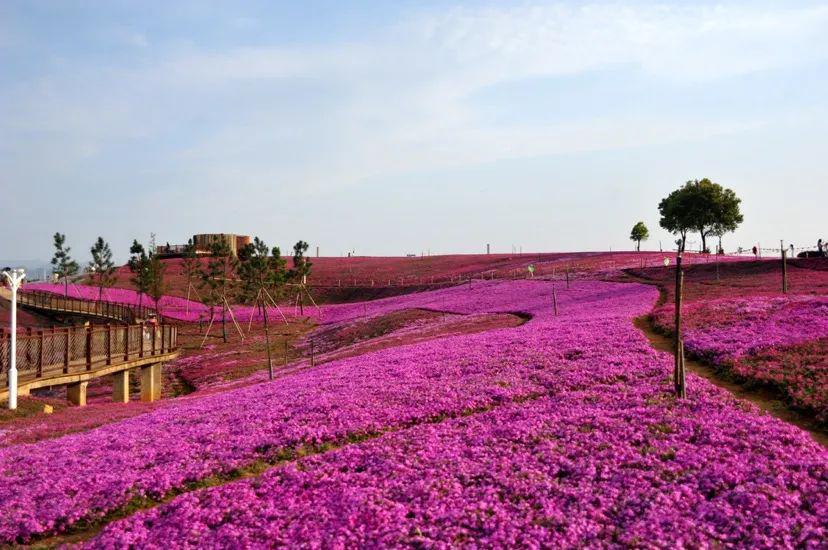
[
  {"left": 818, "top": 239, "right": 824, "bottom": 256},
  {"left": 752, "top": 245, "right": 758, "bottom": 258},
  {"left": 790, "top": 244, "right": 794, "bottom": 256}
]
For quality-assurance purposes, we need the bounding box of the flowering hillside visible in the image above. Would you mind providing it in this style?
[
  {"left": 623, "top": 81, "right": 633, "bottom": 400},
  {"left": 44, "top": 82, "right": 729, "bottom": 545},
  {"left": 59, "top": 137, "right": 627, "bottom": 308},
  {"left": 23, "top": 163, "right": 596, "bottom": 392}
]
[
  {"left": 107, "top": 251, "right": 691, "bottom": 300},
  {"left": 648, "top": 258, "right": 828, "bottom": 422},
  {"left": 0, "top": 279, "right": 825, "bottom": 547}
]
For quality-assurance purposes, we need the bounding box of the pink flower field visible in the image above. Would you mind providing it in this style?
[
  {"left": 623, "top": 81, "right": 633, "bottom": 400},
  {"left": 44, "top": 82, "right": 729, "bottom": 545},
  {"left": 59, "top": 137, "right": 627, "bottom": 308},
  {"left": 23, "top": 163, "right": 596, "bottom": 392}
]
[
  {"left": 653, "top": 289, "right": 828, "bottom": 421},
  {"left": 1, "top": 279, "right": 826, "bottom": 547}
]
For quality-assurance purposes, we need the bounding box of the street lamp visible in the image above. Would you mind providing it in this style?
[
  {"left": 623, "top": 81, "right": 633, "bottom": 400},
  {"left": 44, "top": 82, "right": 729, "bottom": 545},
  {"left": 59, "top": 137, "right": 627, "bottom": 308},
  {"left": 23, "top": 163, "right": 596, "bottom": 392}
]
[{"left": 2, "top": 268, "right": 26, "bottom": 410}]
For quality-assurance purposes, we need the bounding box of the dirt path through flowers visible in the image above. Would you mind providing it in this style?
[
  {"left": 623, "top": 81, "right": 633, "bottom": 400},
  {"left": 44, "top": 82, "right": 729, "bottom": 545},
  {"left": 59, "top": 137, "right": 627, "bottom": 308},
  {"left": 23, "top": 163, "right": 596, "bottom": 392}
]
[{"left": 634, "top": 316, "right": 828, "bottom": 448}]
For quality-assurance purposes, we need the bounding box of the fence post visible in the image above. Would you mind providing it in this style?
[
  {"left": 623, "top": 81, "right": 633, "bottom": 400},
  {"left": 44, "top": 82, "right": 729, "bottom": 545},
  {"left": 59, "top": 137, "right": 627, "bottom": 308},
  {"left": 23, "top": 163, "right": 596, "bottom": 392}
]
[
  {"left": 37, "top": 330, "right": 44, "bottom": 377},
  {"left": 674, "top": 255, "right": 686, "bottom": 398},
  {"left": 284, "top": 339, "right": 288, "bottom": 367},
  {"left": 553, "top": 287, "right": 558, "bottom": 316},
  {"left": 151, "top": 324, "right": 157, "bottom": 355},
  {"left": 124, "top": 326, "right": 130, "bottom": 361},
  {"left": 64, "top": 328, "right": 70, "bottom": 374},
  {"left": 781, "top": 241, "right": 788, "bottom": 294},
  {"left": 86, "top": 325, "right": 92, "bottom": 370},
  {"left": 310, "top": 340, "right": 315, "bottom": 367},
  {"left": 161, "top": 324, "right": 166, "bottom": 353},
  {"left": 106, "top": 324, "right": 112, "bottom": 365}
]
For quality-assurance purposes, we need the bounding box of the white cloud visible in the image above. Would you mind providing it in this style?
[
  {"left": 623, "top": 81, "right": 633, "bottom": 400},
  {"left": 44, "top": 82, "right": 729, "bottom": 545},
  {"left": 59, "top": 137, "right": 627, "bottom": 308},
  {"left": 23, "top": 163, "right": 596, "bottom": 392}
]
[{"left": 3, "top": 1, "right": 828, "bottom": 201}]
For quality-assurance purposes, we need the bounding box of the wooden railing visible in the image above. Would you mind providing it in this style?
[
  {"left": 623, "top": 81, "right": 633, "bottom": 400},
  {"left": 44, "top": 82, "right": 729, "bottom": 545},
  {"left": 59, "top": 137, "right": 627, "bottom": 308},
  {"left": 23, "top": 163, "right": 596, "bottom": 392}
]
[
  {"left": 0, "top": 323, "right": 177, "bottom": 385},
  {"left": 16, "top": 290, "right": 159, "bottom": 324}
]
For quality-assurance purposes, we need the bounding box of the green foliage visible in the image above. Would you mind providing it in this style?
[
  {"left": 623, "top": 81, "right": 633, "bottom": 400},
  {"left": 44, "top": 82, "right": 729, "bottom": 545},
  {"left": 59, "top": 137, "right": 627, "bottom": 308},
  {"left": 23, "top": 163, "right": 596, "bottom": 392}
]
[
  {"left": 88, "top": 237, "right": 116, "bottom": 301},
  {"left": 51, "top": 232, "right": 79, "bottom": 297},
  {"left": 146, "top": 253, "right": 166, "bottom": 309},
  {"left": 237, "top": 236, "right": 289, "bottom": 379},
  {"left": 658, "top": 178, "right": 743, "bottom": 252},
  {"left": 128, "top": 240, "right": 151, "bottom": 306},
  {"left": 289, "top": 240, "right": 312, "bottom": 284},
  {"left": 129, "top": 239, "right": 165, "bottom": 311},
  {"left": 200, "top": 240, "right": 237, "bottom": 342},
  {"left": 237, "top": 237, "right": 287, "bottom": 304},
  {"left": 629, "top": 222, "right": 649, "bottom": 251}
]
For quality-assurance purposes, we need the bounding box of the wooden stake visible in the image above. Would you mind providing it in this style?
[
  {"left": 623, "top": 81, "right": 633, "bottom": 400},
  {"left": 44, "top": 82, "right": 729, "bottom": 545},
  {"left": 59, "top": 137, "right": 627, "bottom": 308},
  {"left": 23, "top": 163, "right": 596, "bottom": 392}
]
[
  {"left": 223, "top": 296, "right": 245, "bottom": 341},
  {"left": 781, "top": 241, "right": 788, "bottom": 294},
  {"left": 674, "top": 255, "right": 686, "bottom": 398},
  {"left": 552, "top": 286, "right": 558, "bottom": 316}
]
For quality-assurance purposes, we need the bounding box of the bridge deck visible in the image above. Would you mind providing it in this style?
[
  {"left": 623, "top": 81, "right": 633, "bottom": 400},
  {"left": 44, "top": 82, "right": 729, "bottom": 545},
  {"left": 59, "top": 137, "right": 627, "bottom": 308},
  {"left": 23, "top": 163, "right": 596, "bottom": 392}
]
[{"left": 1, "top": 290, "right": 179, "bottom": 404}]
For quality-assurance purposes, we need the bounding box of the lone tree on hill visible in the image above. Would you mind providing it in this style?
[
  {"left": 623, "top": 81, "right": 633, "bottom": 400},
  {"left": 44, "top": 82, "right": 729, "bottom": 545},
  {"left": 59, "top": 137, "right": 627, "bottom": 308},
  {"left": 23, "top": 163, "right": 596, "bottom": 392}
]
[
  {"left": 128, "top": 240, "right": 151, "bottom": 308},
  {"left": 629, "top": 222, "right": 649, "bottom": 252},
  {"left": 238, "top": 237, "right": 288, "bottom": 380},
  {"left": 658, "top": 178, "right": 743, "bottom": 253},
  {"left": 201, "top": 240, "right": 237, "bottom": 343},
  {"left": 51, "top": 232, "right": 79, "bottom": 297},
  {"left": 88, "top": 237, "right": 116, "bottom": 302}
]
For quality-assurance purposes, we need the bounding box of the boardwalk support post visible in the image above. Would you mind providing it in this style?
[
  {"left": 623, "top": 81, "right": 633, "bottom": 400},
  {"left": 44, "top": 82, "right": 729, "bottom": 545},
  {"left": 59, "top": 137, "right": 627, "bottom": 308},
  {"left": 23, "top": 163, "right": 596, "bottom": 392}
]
[
  {"left": 140, "top": 363, "right": 161, "bottom": 402},
  {"left": 67, "top": 381, "right": 88, "bottom": 406},
  {"left": 113, "top": 370, "right": 130, "bottom": 403}
]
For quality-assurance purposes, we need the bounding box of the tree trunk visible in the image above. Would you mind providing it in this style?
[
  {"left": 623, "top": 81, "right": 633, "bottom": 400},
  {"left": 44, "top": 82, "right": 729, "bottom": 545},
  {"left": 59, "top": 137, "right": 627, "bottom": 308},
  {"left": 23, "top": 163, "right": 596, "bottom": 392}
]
[
  {"left": 263, "top": 303, "right": 273, "bottom": 380},
  {"left": 64, "top": 276, "right": 69, "bottom": 298},
  {"left": 700, "top": 232, "right": 707, "bottom": 253},
  {"left": 636, "top": 241, "right": 640, "bottom": 252}
]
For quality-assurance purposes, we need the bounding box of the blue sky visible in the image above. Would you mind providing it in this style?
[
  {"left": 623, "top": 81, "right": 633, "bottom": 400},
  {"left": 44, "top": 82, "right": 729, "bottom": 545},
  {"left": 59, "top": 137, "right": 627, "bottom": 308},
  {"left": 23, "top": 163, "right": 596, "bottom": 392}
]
[{"left": 2, "top": 1, "right": 827, "bottom": 263}]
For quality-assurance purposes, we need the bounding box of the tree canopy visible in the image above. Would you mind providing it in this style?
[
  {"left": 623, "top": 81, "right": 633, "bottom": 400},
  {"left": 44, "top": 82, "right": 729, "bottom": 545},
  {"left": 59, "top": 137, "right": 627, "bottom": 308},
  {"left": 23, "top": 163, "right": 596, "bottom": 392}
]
[
  {"left": 658, "top": 178, "right": 743, "bottom": 253},
  {"left": 629, "top": 222, "right": 649, "bottom": 251},
  {"left": 88, "top": 237, "right": 116, "bottom": 302},
  {"left": 237, "top": 237, "right": 288, "bottom": 380},
  {"left": 51, "top": 232, "right": 79, "bottom": 297},
  {"left": 290, "top": 241, "right": 312, "bottom": 284},
  {"left": 201, "top": 239, "right": 237, "bottom": 342}
]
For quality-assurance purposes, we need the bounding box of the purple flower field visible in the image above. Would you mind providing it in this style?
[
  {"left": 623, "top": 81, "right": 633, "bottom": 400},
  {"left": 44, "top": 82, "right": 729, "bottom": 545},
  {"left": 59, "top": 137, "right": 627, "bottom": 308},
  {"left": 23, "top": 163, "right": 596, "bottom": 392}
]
[
  {"left": 654, "top": 295, "right": 828, "bottom": 420},
  {"left": 659, "top": 296, "right": 828, "bottom": 363},
  {"left": 2, "top": 280, "right": 826, "bottom": 546}
]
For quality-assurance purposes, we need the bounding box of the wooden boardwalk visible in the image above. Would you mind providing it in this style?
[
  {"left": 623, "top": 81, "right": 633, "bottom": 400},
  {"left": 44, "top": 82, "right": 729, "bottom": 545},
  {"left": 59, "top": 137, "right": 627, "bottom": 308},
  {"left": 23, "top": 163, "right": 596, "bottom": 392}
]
[{"left": 1, "top": 290, "right": 179, "bottom": 405}]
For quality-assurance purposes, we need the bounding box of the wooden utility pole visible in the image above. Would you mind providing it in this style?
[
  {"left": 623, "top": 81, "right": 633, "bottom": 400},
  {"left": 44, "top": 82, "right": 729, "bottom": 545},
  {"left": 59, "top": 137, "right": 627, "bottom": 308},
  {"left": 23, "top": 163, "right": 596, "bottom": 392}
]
[
  {"left": 781, "top": 240, "right": 788, "bottom": 294},
  {"left": 674, "top": 255, "right": 686, "bottom": 398}
]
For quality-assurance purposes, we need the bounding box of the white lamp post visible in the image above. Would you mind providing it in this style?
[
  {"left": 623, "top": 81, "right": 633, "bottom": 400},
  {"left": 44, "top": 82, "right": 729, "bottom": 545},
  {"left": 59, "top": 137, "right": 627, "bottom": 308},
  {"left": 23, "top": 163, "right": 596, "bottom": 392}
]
[{"left": 2, "top": 268, "right": 26, "bottom": 410}]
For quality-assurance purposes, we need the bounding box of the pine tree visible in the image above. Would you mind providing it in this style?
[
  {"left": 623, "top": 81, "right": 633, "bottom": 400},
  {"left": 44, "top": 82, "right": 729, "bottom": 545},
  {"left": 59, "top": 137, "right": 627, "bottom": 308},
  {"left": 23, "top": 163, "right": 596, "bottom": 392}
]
[
  {"left": 88, "top": 237, "right": 116, "bottom": 302},
  {"left": 51, "top": 232, "right": 80, "bottom": 297},
  {"left": 201, "top": 239, "right": 236, "bottom": 342},
  {"left": 128, "top": 240, "right": 151, "bottom": 308},
  {"left": 238, "top": 237, "right": 287, "bottom": 380}
]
